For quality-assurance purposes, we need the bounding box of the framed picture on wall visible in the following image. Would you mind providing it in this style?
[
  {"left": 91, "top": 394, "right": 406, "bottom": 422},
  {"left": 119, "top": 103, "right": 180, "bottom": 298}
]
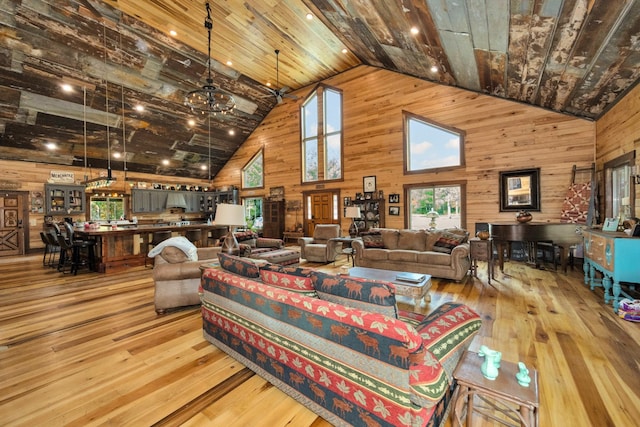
[
  {"left": 388, "top": 193, "right": 400, "bottom": 204},
  {"left": 389, "top": 206, "right": 400, "bottom": 216},
  {"left": 343, "top": 197, "right": 351, "bottom": 206},
  {"left": 363, "top": 176, "right": 376, "bottom": 193}
]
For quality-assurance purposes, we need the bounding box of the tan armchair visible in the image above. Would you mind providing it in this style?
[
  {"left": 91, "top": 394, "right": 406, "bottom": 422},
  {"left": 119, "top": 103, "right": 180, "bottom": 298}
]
[{"left": 298, "top": 224, "right": 342, "bottom": 263}]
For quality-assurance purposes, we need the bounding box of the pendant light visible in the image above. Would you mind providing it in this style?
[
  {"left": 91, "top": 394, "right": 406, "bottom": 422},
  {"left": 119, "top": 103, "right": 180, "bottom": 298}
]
[{"left": 185, "top": 2, "right": 236, "bottom": 115}]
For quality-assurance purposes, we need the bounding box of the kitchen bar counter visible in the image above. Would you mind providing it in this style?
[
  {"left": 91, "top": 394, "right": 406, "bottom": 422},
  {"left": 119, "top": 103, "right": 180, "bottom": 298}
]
[{"left": 75, "top": 224, "right": 228, "bottom": 273}]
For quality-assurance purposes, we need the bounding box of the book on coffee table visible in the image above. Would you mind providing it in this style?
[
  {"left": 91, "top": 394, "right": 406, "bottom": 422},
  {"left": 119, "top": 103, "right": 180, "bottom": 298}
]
[{"left": 395, "top": 272, "right": 426, "bottom": 283}]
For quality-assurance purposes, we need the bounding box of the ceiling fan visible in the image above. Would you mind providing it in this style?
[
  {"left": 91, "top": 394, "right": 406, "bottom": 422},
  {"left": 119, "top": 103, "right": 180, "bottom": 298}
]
[{"left": 263, "top": 49, "right": 298, "bottom": 104}]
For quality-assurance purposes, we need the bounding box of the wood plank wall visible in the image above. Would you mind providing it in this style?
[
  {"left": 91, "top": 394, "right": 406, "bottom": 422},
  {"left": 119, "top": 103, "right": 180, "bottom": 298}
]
[
  {"left": 11, "top": 65, "right": 638, "bottom": 253},
  {"left": 212, "top": 65, "right": 596, "bottom": 234},
  {"left": 596, "top": 82, "right": 640, "bottom": 218}
]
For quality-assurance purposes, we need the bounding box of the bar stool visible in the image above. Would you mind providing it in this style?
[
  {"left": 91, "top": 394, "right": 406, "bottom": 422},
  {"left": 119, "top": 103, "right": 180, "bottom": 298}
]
[
  {"left": 146, "top": 230, "right": 172, "bottom": 267},
  {"left": 185, "top": 229, "right": 202, "bottom": 247},
  {"left": 40, "top": 232, "right": 54, "bottom": 267},
  {"left": 56, "top": 234, "right": 95, "bottom": 274},
  {"left": 64, "top": 222, "right": 97, "bottom": 271}
]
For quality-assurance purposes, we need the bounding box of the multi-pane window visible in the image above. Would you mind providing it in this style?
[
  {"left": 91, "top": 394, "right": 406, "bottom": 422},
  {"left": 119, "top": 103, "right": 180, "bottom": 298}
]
[
  {"left": 404, "top": 113, "right": 464, "bottom": 173},
  {"left": 301, "top": 86, "right": 342, "bottom": 182},
  {"left": 242, "top": 149, "right": 263, "bottom": 189}
]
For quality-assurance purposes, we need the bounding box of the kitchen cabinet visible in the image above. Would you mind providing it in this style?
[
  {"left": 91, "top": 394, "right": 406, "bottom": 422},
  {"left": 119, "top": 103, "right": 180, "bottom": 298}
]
[
  {"left": 45, "top": 184, "right": 85, "bottom": 215},
  {"left": 131, "top": 189, "right": 168, "bottom": 213}
]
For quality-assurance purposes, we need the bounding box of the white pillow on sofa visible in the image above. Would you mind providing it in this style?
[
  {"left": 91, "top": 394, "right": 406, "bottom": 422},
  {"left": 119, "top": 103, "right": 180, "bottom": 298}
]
[{"left": 148, "top": 236, "right": 198, "bottom": 261}]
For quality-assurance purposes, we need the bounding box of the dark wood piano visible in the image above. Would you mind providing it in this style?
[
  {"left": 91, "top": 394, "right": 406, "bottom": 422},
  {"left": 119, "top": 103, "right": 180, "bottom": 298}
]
[{"left": 489, "top": 222, "right": 585, "bottom": 272}]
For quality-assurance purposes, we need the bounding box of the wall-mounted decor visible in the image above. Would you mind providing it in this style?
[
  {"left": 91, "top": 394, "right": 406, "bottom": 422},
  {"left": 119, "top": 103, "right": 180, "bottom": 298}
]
[
  {"left": 269, "top": 186, "right": 284, "bottom": 201},
  {"left": 356, "top": 192, "right": 364, "bottom": 201},
  {"left": 30, "top": 191, "right": 43, "bottom": 213},
  {"left": 343, "top": 196, "right": 351, "bottom": 206},
  {"left": 389, "top": 193, "right": 400, "bottom": 204},
  {"left": 499, "top": 168, "right": 540, "bottom": 211},
  {"left": 363, "top": 176, "right": 376, "bottom": 193},
  {"left": 389, "top": 206, "right": 400, "bottom": 216},
  {"left": 365, "top": 192, "right": 373, "bottom": 200}
]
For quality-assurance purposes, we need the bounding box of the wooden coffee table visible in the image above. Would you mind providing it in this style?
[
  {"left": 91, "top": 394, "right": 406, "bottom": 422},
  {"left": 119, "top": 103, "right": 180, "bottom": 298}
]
[{"left": 348, "top": 266, "right": 432, "bottom": 310}]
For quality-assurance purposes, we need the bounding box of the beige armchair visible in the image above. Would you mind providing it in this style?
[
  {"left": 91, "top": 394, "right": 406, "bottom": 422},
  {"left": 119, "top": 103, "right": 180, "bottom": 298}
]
[{"left": 298, "top": 224, "right": 342, "bottom": 263}]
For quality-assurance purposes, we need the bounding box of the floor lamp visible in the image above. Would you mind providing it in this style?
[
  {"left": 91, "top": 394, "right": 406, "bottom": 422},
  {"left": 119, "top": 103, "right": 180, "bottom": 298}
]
[
  {"left": 215, "top": 204, "right": 245, "bottom": 254},
  {"left": 345, "top": 206, "right": 361, "bottom": 238}
]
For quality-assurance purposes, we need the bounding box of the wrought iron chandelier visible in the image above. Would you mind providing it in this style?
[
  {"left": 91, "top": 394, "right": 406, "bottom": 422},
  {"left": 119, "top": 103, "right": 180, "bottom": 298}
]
[{"left": 185, "top": 2, "right": 236, "bottom": 115}]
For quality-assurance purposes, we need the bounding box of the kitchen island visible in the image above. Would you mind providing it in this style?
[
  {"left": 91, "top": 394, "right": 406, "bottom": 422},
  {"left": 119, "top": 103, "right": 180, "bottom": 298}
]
[{"left": 75, "top": 224, "right": 228, "bottom": 273}]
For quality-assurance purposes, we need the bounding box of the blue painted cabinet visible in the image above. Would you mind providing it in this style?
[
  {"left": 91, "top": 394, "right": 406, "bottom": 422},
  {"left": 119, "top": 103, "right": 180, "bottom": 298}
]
[{"left": 583, "top": 229, "right": 640, "bottom": 311}]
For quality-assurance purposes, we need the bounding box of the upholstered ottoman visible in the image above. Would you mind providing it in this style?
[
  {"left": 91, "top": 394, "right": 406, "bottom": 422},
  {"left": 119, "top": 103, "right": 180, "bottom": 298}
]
[{"left": 251, "top": 248, "right": 299, "bottom": 266}]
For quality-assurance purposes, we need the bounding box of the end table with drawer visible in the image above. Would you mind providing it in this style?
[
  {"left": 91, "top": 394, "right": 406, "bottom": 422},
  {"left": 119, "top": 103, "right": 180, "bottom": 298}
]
[{"left": 469, "top": 237, "right": 494, "bottom": 284}]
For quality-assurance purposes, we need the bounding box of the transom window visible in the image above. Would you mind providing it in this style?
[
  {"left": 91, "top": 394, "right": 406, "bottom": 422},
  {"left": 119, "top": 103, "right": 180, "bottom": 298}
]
[
  {"left": 242, "top": 149, "right": 263, "bottom": 189},
  {"left": 301, "top": 86, "right": 343, "bottom": 183},
  {"left": 404, "top": 112, "right": 464, "bottom": 173}
]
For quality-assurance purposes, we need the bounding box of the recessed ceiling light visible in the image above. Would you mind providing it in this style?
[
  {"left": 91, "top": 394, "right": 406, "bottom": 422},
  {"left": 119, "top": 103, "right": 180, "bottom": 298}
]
[
  {"left": 61, "top": 84, "right": 73, "bottom": 93},
  {"left": 410, "top": 27, "right": 419, "bottom": 35},
  {"left": 113, "top": 152, "right": 121, "bottom": 159},
  {"left": 228, "top": 129, "right": 235, "bottom": 136},
  {"left": 188, "top": 119, "right": 196, "bottom": 127},
  {"left": 226, "top": 60, "right": 232, "bottom": 66},
  {"left": 306, "top": 13, "right": 313, "bottom": 20},
  {"left": 162, "top": 159, "right": 169, "bottom": 166},
  {"left": 341, "top": 48, "right": 348, "bottom": 54},
  {"left": 430, "top": 65, "right": 438, "bottom": 73},
  {"left": 45, "top": 142, "right": 57, "bottom": 150},
  {"left": 169, "top": 30, "right": 177, "bottom": 37},
  {"left": 266, "top": 82, "right": 272, "bottom": 87},
  {"left": 200, "top": 165, "right": 207, "bottom": 170},
  {"left": 134, "top": 104, "right": 144, "bottom": 112}
]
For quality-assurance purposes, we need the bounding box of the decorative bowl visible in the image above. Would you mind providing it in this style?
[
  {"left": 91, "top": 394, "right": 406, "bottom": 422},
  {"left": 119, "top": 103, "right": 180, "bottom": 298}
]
[
  {"left": 476, "top": 230, "right": 490, "bottom": 240},
  {"left": 516, "top": 210, "right": 533, "bottom": 223}
]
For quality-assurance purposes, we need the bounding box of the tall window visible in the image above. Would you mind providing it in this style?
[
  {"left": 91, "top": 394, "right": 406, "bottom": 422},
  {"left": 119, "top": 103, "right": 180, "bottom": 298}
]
[
  {"left": 242, "top": 149, "right": 263, "bottom": 189},
  {"left": 404, "top": 112, "right": 464, "bottom": 173},
  {"left": 407, "top": 184, "right": 465, "bottom": 230},
  {"left": 301, "top": 86, "right": 342, "bottom": 182}
]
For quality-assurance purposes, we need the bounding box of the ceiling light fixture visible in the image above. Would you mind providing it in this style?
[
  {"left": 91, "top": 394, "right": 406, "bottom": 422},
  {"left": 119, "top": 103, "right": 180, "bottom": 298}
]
[{"left": 185, "top": 2, "right": 236, "bottom": 116}]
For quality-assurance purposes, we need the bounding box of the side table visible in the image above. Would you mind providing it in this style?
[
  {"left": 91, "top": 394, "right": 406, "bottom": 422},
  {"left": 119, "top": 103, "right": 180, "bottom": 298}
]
[
  {"left": 452, "top": 351, "right": 539, "bottom": 427},
  {"left": 283, "top": 231, "right": 304, "bottom": 245},
  {"left": 469, "top": 237, "right": 494, "bottom": 284}
]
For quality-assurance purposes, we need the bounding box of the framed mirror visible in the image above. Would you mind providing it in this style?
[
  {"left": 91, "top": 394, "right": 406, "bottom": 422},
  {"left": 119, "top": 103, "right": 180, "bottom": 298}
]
[{"left": 499, "top": 168, "right": 540, "bottom": 211}]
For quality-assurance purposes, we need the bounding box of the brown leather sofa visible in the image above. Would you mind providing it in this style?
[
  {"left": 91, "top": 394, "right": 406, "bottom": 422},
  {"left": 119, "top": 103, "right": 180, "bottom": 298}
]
[{"left": 351, "top": 228, "right": 470, "bottom": 281}]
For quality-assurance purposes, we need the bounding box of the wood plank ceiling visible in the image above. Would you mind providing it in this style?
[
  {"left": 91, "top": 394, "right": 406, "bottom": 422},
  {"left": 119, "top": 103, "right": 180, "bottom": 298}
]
[{"left": 1, "top": 0, "right": 639, "bottom": 179}]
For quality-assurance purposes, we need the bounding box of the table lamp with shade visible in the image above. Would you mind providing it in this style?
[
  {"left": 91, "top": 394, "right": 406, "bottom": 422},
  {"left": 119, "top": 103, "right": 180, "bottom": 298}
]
[
  {"left": 426, "top": 209, "right": 439, "bottom": 230},
  {"left": 345, "top": 206, "right": 361, "bottom": 238},
  {"left": 214, "top": 203, "right": 245, "bottom": 254}
]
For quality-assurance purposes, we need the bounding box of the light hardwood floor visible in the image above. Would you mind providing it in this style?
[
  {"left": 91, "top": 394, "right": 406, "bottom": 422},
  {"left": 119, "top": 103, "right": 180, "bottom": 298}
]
[{"left": 1, "top": 252, "right": 639, "bottom": 426}]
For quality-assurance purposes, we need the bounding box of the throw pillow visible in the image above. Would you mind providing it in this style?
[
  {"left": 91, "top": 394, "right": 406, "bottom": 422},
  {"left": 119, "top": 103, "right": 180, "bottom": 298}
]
[
  {"left": 432, "top": 231, "right": 467, "bottom": 254},
  {"left": 360, "top": 231, "right": 384, "bottom": 248},
  {"left": 218, "top": 252, "right": 260, "bottom": 278},
  {"left": 160, "top": 246, "right": 190, "bottom": 263},
  {"left": 259, "top": 264, "right": 318, "bottom": 298},
  {"left": 310, "top": 271, "right": 398, "bottom": 318},
  {"left": 148, "top": 236, "right": 197, "bottom": 261}
]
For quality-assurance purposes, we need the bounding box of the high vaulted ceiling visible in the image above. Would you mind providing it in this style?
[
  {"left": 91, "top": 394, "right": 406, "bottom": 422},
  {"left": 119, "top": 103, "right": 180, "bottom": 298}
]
[{"left": 1, "top": 0, "right": 639, "bottom": 179}]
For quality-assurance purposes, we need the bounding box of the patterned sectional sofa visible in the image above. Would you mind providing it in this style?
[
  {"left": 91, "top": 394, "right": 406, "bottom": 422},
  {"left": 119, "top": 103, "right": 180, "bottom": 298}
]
[
  {"left": 352, "top": 228, "right": 471, "bottom": 281},
  {"left": 200, "top": 253, "right": 482, "bottom": 426}
]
